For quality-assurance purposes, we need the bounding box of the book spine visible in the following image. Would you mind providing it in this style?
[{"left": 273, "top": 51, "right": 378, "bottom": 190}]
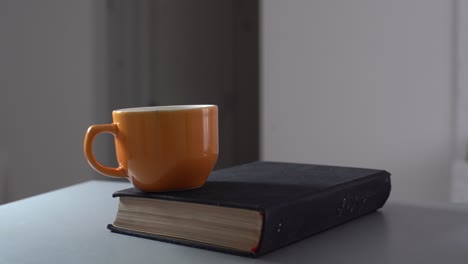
[{"left": 256, "top": 172, "right": 391, "bottom": 256}]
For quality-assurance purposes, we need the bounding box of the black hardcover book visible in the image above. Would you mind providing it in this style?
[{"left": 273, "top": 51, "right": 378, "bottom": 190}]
[{"left": 108, "top": 161, "right": 391, "bottom": 257}]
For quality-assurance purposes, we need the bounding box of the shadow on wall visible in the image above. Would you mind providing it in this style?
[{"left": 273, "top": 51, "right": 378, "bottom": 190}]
[{"left": 0, "top": 151, "right": 6, "bottom": 204}]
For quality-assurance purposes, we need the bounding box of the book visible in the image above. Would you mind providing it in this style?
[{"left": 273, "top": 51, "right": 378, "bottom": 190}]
[{"left": 107, "top": 161, "right": 391, "bottom": 257}]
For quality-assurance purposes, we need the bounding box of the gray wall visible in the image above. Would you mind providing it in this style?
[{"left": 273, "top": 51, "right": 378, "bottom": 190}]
[
  {"left": 451, "top": 1, "right": 468, "bottom": 203},
  {"left": 0, "top": 0, "right": 105, "bottom": 202},
  {"left": 261, "top": 0, "right": 454, "bottom": 203},
  {"left": 1, "top": 0, "right": 458, "bottom": 205}
]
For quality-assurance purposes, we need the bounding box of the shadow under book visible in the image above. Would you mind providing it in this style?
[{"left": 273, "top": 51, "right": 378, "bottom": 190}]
[{"left": 108, "top": 161, "right": 391, "bottom": 257}]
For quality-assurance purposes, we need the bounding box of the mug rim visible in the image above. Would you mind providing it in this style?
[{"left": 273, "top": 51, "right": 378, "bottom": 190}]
[{"left": 114, "top": 104, "right": 216, "bottom": 113}]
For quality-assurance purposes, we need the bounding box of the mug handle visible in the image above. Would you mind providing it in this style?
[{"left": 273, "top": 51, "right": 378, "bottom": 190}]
[{"left": 83, "top": 124, "right": 126, "bottom": 178}]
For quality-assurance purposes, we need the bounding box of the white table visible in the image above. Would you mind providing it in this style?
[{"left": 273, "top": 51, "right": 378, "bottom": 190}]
[{"left": 1, "top": 180, "right": 468, "bottom": 263}]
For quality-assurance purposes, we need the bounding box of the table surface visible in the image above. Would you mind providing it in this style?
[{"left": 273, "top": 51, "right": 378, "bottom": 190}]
[{"left": 1, "top": 180, "right": 468, "bottom": 264}]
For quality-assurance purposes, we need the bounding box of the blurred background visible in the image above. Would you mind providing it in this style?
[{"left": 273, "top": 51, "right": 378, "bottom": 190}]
[{"left": 0, "top": 0, "right": 467, "bottom": 205}]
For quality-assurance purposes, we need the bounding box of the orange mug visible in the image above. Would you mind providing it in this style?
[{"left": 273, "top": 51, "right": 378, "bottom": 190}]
[{"left": 84, "top": 105, "right": 218, "bottom": 192}]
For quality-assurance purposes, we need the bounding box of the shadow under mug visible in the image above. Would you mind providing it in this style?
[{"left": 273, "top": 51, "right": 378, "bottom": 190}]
[{"left": 83, "top": 105, "right": 218, "bottom": 192}]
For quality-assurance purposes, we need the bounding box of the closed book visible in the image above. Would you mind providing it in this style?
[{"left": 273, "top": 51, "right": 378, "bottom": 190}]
[{"left": 108, "top": 161, "right": 391, "bottom": 257}]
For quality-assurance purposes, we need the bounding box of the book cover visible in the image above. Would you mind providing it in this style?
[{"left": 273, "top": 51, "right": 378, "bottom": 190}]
[{"left": 108, "top": 161, "right": 391, "bottom": 257}]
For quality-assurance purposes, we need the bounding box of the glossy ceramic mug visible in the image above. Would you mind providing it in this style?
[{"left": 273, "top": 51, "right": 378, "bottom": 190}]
[{"left": 84, "top": 105, "right": 218, "bottom": 192}]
